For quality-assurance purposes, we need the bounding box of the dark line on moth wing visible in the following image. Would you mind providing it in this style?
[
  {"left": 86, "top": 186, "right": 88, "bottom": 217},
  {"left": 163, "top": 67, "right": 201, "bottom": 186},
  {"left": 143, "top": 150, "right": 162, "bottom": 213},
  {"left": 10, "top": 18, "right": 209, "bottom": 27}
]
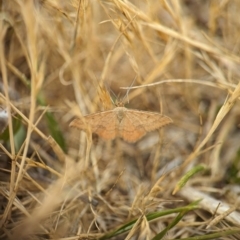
[
  {"left": 125, "top": 110, "right": 171, "bottom": 132},
  {"left": 89, "top": 111, "right": 117, "bottom": 133},
  {"left": 84, "top": 110, "right": 112, "bottom": 121},
  {"left": 84, "top": 109, "right": 115, "bottom": 118},
  {"left": 122, "top": 110, "right": 148, "bottom": 132},
  {"left": 130, "top": 109, "right": 170, "bottom": 120},
  {"left": 141, "top": 114, "right": 172, "bottom": 131},
  {"left": 129, "top": 110, "right": 165, "bottom": 118},
  {"left": 118, "top": 116, "right": 146, "bottom": 142}
]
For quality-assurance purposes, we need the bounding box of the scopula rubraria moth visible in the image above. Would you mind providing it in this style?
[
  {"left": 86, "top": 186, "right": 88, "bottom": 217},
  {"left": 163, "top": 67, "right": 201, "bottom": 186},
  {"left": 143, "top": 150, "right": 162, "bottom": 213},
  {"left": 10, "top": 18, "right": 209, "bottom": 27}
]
[{"left": 70, "top": 105, "right": 172, "bottom": 142}]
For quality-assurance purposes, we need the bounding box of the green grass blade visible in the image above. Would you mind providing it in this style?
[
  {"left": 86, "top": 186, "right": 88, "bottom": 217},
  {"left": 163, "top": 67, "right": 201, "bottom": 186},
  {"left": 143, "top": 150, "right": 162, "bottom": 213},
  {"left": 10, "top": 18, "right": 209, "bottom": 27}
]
[{"left": 99, "top": 200, "right": 200, "bottom": 239}]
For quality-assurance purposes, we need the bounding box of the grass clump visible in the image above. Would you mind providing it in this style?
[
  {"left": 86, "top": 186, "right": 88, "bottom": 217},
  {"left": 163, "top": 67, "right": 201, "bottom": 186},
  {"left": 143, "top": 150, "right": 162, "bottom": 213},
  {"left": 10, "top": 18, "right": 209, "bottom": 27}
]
[{"left": 1, "top": 1, "right": 240, "bottom": 239}]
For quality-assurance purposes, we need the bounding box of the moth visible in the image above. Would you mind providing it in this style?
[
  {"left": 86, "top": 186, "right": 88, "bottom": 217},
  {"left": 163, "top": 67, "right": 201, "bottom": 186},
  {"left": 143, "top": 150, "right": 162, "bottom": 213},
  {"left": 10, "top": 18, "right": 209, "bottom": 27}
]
[{"left": 70, "top": 102, "right": 172, "bottom": 142}]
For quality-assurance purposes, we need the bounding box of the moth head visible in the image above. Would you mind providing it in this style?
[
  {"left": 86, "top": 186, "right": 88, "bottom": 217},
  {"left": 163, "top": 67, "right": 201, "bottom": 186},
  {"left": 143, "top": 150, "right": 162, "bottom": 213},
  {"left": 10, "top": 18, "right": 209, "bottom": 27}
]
[{"left": 115, "top": 100, "right": 124, "bottom": 107}]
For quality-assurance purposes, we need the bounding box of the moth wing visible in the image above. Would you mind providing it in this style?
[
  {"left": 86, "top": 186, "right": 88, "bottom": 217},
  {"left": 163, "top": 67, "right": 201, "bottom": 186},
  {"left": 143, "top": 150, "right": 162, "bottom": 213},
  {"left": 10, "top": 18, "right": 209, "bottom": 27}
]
[
  {"left": 119, "top": 110, "right": 172, "bottom": 142},
  {"left": 70, "top": 111, "right": 118, "bottom": 140}
]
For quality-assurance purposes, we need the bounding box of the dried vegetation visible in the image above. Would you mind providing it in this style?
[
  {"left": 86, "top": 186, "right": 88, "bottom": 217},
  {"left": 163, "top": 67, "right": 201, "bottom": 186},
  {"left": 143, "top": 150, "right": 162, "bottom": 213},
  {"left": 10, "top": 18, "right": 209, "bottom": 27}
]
[{"left": 1, "top": 0, "right": 240, "bottom": 239}]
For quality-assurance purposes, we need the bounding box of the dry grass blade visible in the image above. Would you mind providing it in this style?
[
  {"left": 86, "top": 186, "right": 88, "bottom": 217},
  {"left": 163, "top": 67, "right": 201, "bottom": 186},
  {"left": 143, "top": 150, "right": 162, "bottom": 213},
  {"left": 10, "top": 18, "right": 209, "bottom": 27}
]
[{"left": 1, "top": 1, "right": 240, "bottom": 239}]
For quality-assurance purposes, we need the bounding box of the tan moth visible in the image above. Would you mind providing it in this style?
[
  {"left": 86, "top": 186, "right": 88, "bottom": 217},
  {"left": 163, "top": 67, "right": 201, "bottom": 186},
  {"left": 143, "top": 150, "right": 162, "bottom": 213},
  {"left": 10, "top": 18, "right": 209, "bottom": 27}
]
[{"left": 70, "top": 102, "right": 172, "bottom": 142}]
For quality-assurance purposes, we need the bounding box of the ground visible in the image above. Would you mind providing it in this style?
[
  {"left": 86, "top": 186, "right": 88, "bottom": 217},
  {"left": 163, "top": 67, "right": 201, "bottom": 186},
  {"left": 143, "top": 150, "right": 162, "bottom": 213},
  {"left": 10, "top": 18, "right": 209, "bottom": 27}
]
[{"left": 1, "top": 1, "right": 240, "bottom": 239}]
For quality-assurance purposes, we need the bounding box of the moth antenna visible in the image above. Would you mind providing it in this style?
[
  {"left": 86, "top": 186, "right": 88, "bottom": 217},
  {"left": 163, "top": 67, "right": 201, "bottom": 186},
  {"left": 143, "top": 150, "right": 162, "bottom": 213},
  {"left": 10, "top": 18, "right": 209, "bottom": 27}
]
[
  {"left": 122, "top": 75, "right": 137, "bottom": 104},
  {"left": 108, "top": 86, "right": 117, "bottom": 105}
]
